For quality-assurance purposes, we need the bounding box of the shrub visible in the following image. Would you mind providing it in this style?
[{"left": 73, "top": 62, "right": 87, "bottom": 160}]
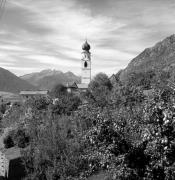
[
  {"left": 3, "top": 134, "right": 14, "bottom": 148},
  {"left": 14, "top": 129, "right": 30, "bottom": 148},
  {"left": 50, "top": 84, "right": 67, "bottom": 98},
  {"left": 4, "top": 129, "right": 30, "bottom": 149},
  {"left": 0, "top": 103, "right": 6, "bottom": 114},
  {"left": 51, "top": 94, "right": 81, "bottom": 115}
]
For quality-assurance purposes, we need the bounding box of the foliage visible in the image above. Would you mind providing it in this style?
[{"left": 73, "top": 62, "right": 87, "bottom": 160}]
[
  {"left": 22, "top": 113, "right": 87, "bottom": 180},
  {"left": 3, "top": 128, "right": 30, "bottom": 149},
  {"left": 89, "top": 73, "right": 112, "bottom": 90},
  {"left": 0, "top": 103, "right": 7, "bottom": 114},
  {"left": 88, "top": 73, "right": 112, "bottom": 107},
  {"left": 14, "top": 128, "right": 30, "bottom": 148},
  {"left": 125, "top": 70, "right": 171, "bottom": 90},
  {"left": 2, "top": 102, "right": 24, "bottom": 127},
  {"left": 3, "top": 134, "right": 14, "bottom": 148},
  {"left": 111, "top": 84, "right": 144, "bottom": 107},
  {"left": 126, "top": 70, "right": 156, "bottom": 89},
  {"left": 50, "top": 94, "right": 81, "bottom": 115},
  {"left": 50, "top": 84, "right": 67, "bottom": 98},
  {"left": 5, "top": 71, "right": 175, "bottom": 180},
  {"left": 140, "top": 89, "right": 175, "bottom": 179},
  {"left": 26, "top": 96, "right": 51, "bottom": 111}
]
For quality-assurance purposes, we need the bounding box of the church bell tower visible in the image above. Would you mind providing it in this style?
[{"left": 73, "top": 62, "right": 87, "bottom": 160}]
[{"left": 81, "top": 40, "right": 91, "bottom": 84}]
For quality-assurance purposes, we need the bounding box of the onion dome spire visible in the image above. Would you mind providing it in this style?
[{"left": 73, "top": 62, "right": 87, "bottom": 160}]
[{"left": 82, "top": 40, "right": 91, "bottom": 51}]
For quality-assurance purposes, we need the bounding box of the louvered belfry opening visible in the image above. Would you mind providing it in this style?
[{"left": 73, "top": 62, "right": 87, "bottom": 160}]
[{"left": 84, "top": 61, "right": 88, "bottom": 68}]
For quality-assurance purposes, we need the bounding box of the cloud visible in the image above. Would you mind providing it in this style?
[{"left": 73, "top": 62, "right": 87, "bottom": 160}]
[
  {"left": 25, "top": 55, "right": 78, "bottom": 67},
  {"left": 0, "top": 0, "right": 175, "bottom": 76}
]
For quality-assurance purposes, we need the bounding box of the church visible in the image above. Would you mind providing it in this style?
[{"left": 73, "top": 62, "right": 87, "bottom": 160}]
[
  {"left": 20, "top": 40, "right": 91, "bottom": 99},
  {"left": 67, "top": 40, "right": 92, "bottom": 93}
]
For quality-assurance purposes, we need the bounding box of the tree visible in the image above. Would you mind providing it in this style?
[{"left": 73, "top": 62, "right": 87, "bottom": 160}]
[
  {"left": 89, "top": 73, "right": 112, "bottom": 91},
  {"left": 50, "top": 94, "right": 81, "bottom": 115},
  {"left": 0, "top": 103, "right": 6, "bottom": 114},
  {"left": 27, "top": 97, "right": 51, "bottom": 111},
  {"left": 111, "top": 84, "right": 144, "bottom": 108},
  {"left": 88, "top": 73, "right": 112, "bottom": 107},
  {"left": 3, "top": 134, "right": 14, "bottom": 148},
  {"left": 50, "top": 84, "right": 67, "bottom": 98}
]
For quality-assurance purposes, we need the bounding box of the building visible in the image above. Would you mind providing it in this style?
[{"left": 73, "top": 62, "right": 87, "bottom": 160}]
[
  {"left": 0, "top": 147, "right": 25, "bottom": 179},
  {"left": 77, "top": 40, "right": 92, "bottom": 92},
  {"left": 80, "top": 40, "right": 91, "bottom": 84},
  {"left": 20, "top": 90, "right": 49, "bottom": 102},
  {"left": 66, "top": 40, "right": 91, "bottom": 93},
  {"left": 66, "top": 82, "right": 78, "bottom": 94}
]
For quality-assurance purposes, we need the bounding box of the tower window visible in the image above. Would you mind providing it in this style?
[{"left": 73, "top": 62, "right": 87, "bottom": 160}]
[{"left": 84, "top": 61, "right": 88, "bottom": 68}]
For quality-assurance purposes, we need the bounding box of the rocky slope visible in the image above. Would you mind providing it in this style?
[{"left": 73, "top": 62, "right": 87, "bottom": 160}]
[{"left": 120, "top": 34, "right": 175, "bottom": 81}]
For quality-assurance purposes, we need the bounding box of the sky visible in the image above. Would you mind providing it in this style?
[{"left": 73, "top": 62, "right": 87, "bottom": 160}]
[{"left": 0, "top": 0, "right": 175, "bottom": 76}]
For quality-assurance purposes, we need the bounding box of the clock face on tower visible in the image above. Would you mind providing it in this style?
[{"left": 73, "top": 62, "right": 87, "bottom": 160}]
[
  {"left": 82, "top": 52, "right": 90, "bottom": 60},
  {"left": 82, "top": 53, "right": 86, "bottom": 59}
]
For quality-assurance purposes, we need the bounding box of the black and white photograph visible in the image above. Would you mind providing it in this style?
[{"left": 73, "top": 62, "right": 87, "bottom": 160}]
[{"left": 0, "top": 0, "right": 175, "bottom": 179}]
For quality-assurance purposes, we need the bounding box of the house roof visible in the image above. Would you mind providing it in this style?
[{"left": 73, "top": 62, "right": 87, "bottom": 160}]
[
  {"left": 109, "top": 74, "right": 116, "bottom": 80},
  {"left": 77, "top": 83, "right": 88, "bottom": 89},
  {"left": 109, "top": 74, "right": 118, "bottom": 83},
  {"left": 20, "top": 90, "right": 48, "bottom": 95},
  {"left": 66, "top": 82, "right": 78, "bottom": 88}
]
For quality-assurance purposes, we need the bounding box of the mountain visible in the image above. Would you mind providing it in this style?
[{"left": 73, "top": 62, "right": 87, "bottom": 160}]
[
  {"left": 120, "top": 34, "right": 175, "bottom": 81},
  {"left": 21, "top": 69, "right": 81, "bottom": 90},
  {"left": 0, "top": 67, "right": 36, "bottom": 93}
]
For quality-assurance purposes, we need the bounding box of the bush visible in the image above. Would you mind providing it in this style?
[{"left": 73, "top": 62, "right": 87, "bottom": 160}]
[
  {"left": 0, "top": 103, "right": 6, "bottom": 114},
  {"left": 4, "top": 129, "right": 30, "bottom": 149},
  {"left": 50, "top": 84, "right": 67, "bottom": 98},
  {"left": 51, "top": 94, "right": 81, "bottom": 115},
  {"left": 3, "top": 134, "right": 14, "bottom": 148},
  {"left": 88, "top": 73, "right": 112, "bottom": 107},
  {"left": 14, "top": 129, "right": 30, "bottom": 148}
]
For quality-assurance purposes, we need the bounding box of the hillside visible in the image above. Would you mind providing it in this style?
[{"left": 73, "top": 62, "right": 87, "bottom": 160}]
[
  {"left": 21, "top": 69, "right": 81, "bottom": 90},
  {"left": 120, "top": 34, "right": 175, "bottom": 81},
  {"left": 0, "top": 67, "right": 36, "bottom": 93}
]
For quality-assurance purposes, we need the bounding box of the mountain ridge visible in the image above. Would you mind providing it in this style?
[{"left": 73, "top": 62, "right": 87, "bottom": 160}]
[
  {"left": 120, "top": 34, "right": 175, "bottom": 81},
  {"left": 0, "top": 67, "right": 36, "bottom": 93},
  {"left": 21, "top": 69, "right": 81, "bottom": 90}
]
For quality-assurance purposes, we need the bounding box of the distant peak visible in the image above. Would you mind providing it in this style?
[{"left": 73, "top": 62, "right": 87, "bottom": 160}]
[
  {"left": 65, "top": 71, "right": 74, "bottom": 75},
  {"left": 41, "top": 69, "right": 52, "bottom": 73},
  {"left": 40, "top": 69, "right": 63, "bottom": 74}
]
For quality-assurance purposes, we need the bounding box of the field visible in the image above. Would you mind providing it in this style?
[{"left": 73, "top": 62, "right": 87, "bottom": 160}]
[{"left": 0, "top": 91, "right": 21, "bottom": 103}]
